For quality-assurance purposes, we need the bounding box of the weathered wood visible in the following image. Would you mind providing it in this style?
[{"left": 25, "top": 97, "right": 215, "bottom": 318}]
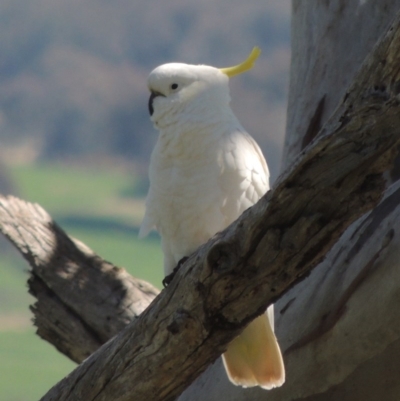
[
  {"left": 275, "top": 2, "right": 400, "bottom": 400},
  {"left": 0, "top": 196, "right": 159, "bottom": 363},
  {"left": 0, "top": 7, "right": 396, "bottom": 398},
  {"left": 284, "top": 0, "right": 400, "bottom": 169}
]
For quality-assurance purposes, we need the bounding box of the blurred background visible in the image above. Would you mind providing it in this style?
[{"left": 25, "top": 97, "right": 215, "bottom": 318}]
[{"left": 0, "top": 1, "right": 290, "bottom": 399}]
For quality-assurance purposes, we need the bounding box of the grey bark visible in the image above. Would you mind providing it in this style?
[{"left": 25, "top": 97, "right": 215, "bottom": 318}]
[{"left": 180, "top": 1, "right": 400, "bottom": 400}]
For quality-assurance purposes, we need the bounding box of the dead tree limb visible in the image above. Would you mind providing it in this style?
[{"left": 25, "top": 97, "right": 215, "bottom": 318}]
[
  {"left": 0, "top": 196, "right": 159, "bottom": 363},
  {"left": 0, "top": 8, "right": 400, "bottom": 400}
]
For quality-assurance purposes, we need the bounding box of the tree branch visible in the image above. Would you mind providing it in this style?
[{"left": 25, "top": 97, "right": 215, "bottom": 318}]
[
  {"left": 2, "top": 8, "right": 400, "bottom": 401},
  {"left": 0, "top": 196, "right": 159, "bottom": 363}
]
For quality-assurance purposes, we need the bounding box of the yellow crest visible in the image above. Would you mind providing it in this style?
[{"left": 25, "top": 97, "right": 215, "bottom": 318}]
[{"left": 219, "top": 47, "right": 261, "bottom": 78}]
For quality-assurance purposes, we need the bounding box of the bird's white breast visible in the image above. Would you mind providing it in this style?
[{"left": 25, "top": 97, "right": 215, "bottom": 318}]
[
  {"left": 142, "top": 113, "right": 269, "bottom": 274},
  {"left": 146, "top": 124, "right": 226, "bottom": 269}
]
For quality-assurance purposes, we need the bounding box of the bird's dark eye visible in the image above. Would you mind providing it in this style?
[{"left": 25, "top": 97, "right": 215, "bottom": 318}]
[{"left": 171, "top": 83, "right": 179, "bottom": 90}]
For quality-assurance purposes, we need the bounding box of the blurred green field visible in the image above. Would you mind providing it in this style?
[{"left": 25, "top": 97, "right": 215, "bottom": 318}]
[
  {"left": 0, "top": 329, "right": 77, "bottom": 401},
  {"left": 0, "top": 162, "right": 163, "bottom": 401}
]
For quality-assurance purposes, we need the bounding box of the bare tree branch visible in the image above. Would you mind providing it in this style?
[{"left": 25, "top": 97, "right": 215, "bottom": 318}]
[{"left": 0, "top": 196, "right": 159, "bottom": 363}]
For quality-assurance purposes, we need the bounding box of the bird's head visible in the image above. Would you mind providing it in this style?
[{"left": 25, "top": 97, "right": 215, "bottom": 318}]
[{"left": 147, "top": 47, "right": 261, "bottom": 128}]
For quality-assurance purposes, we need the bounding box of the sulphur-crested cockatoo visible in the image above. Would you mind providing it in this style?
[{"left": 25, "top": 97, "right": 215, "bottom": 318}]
[{"left": 140, "top": 47, "right": 285, "bottom": 389}]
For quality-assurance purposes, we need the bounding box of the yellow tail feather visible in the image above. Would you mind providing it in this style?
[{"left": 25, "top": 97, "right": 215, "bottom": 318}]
[{"left": 222, "top": 312, "right": 285, "bottom": 389}]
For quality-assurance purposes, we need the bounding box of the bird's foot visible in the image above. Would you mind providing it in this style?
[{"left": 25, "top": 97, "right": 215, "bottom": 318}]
[{"left": 162, "top": 256, "right": 188, "bottom": 287}]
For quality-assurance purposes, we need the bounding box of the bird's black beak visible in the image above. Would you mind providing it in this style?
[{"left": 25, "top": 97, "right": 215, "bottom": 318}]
[{"left": 148, "top": 91, "right": 165, "bottom": 116}]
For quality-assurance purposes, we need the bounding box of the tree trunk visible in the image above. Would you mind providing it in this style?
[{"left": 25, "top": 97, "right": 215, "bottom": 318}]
[{"left": 179, "top": 1, "right": 400, "bottom": 400}]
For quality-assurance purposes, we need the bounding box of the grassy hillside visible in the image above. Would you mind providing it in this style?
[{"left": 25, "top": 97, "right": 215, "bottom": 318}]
[{"left": 0, "top": 162, "right": 163, "bottom": 401}]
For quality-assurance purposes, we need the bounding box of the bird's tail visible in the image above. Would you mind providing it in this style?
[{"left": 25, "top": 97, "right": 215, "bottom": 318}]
[{"left": 221, "top": 310, "right": 285, "bottom": 389}]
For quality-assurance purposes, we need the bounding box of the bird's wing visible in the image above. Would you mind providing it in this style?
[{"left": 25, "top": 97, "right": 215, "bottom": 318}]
[
  {"left": 218, "top": 131, "right": 284, "bottom": 389},
  {"left": 219, "top": 129, "right": 270, "bottom": 225}
]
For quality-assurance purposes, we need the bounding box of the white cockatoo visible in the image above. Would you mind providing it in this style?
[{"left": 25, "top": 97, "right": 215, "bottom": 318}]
[{"left": 140, "top": 48, "right": 285, "bottom": 389}]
